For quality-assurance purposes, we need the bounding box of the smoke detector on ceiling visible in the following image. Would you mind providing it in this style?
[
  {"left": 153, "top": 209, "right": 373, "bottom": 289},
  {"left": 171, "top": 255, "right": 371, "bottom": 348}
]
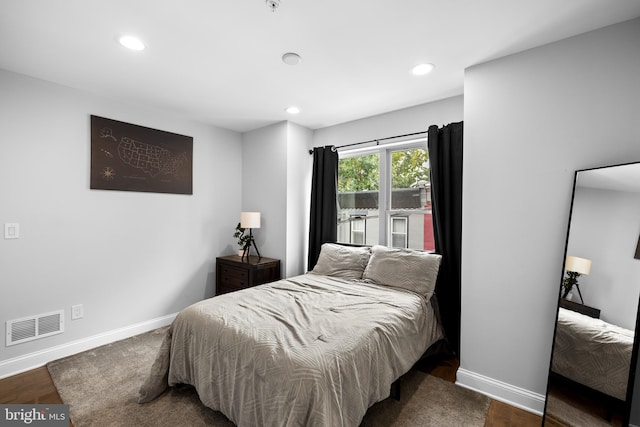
[{"left": 266, "top": 0, "right": 280, "bottom": 12}]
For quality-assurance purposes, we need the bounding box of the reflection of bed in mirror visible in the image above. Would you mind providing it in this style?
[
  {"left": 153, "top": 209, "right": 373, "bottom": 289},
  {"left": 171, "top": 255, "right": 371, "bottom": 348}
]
[
  {"left": 552, "top": 307, "right": 633, "bottom": 401},
  {"left": 543, "top": 161, "right": 640, "bottom": 427}
]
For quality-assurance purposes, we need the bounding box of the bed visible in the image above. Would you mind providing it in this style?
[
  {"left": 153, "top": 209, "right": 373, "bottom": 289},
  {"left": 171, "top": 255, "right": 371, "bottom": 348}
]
[
  {"left": 551, "top": 307, "right": 634, "bottom": 401},
  {"left": 137, "top": 244, "right": 445, "bottom": 426}
]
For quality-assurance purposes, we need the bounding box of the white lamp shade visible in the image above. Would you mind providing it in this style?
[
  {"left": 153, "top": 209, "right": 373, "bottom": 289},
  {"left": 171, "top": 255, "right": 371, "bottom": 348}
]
[
  {"left": 565, "top": 255, "right": 591, "bottom": 275},
  {"left": 240, "top": 212, "right": 261, "bottom": 229}
]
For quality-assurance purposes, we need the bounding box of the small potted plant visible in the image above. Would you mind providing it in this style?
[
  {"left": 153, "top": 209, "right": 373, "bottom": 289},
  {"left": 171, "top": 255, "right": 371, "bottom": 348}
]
[{"left": 234, "top": 223, "right": 250, "bottom": 256}]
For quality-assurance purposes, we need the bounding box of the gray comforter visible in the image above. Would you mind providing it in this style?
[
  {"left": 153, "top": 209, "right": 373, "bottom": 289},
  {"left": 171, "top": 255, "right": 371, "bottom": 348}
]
[{"left": 138, "top": 273, "right": 443, "bottom": 426}]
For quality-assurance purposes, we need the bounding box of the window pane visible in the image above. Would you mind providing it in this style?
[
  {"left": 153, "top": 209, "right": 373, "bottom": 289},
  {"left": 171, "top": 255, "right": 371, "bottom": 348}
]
[
  {"left": 390, "top": 148, "right": 429, "bottom": 208},
  {"left": 337, "top": 154, "right": 379, "bottom": 246},
  {"left": 390, "top": 148, "right": 434, "bottom": 251},
  {"left": 391, "top": 217, "right": 407, "bottom": 248},
  {"left": 336, "top": 144, "right": 434, "bottom": 251},
  {"left": 392, "top": 217, "right": 405, "bottom": 233},
  {"left": 350, "top": 218, "right": 365, "bottom": 244},
  {"left": 392, "top": 233, "right": 405, "bottom": 248}
]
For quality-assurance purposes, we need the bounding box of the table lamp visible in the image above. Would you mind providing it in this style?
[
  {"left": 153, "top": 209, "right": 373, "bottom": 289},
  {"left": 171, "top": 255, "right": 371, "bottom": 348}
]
[
  {"left": 562, "top": 255, "right": 591, "bottom": 304},
  {"left": 240, "top": 212, "right": 261, "bottom": 261}
]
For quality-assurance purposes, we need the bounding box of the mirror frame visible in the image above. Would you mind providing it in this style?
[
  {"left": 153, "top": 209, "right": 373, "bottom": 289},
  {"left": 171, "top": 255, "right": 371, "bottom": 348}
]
[{"left": 542, "top": 161, "right": 640, "bottom": 426}]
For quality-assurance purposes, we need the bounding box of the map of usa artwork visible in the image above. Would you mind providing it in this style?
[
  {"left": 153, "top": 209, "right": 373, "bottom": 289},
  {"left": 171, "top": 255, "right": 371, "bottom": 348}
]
[{"left": 90, "top": 115, "right": 193, "bottom": 194}]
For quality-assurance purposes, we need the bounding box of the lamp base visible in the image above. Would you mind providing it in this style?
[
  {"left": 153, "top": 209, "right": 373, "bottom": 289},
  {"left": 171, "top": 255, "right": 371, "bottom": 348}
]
[
  {"left": 573, "top": 283, "right": 584, "bottom": 304},
  {"left": 241, "top": 230, "right": 261, "bottom": 262},
  {"left": 562, "top": 271, "right": 584, "bottom": 304}
]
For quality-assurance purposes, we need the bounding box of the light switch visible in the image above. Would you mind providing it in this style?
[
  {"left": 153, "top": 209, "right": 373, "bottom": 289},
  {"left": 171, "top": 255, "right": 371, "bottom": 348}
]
[{"left": 4, "top": 223, "right": 19, "bottom": 239}]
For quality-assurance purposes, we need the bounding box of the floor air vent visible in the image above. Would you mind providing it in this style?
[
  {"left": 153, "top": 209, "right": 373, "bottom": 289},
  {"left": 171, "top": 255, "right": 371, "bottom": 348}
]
[{"left": 6, "top": 310, "right": 64, "bottom": 346}]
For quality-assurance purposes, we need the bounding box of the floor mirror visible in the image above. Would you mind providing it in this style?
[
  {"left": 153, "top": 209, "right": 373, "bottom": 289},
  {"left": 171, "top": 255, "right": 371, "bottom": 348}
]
[{"left": 542, "top": 162, "right": 640, "bottom": 426}]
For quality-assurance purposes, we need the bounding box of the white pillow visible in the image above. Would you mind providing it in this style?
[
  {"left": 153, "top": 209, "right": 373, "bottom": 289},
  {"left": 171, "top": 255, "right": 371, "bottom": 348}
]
[
  {"left": 362, "top": 245, "right": 441, "bottom": 299},
  {"left": 310, "top": 243, "right": 371, "bottom": 279}
]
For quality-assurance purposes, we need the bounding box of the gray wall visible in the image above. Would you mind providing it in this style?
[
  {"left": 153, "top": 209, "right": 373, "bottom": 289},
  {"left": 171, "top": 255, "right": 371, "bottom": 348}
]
[
  {"left": 0, "top": 69, "right": 242, "bottom": 369},
  {"left": 460, "top": 17, "right": 640, "bottom": 412},
  {"left": 285, "top": 122, "right": 314, "bottom": 276},
  {"left": 241, "top": 122, "right": 288, "bottom": 269}
]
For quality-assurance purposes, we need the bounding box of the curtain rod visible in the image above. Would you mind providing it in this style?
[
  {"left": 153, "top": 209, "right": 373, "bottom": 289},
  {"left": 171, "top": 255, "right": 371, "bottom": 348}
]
[{"left": 308, "top": 131, "right": 427, "bottom": 155}]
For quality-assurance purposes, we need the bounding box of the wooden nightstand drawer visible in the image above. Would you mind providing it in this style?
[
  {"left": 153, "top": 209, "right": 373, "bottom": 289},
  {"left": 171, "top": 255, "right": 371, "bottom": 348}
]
[
  {"left": 215, "top": 255, "right": 281, "bottom": 296},
  {"left": 221, "top": 265, "right": 248, "bottom": 286}
]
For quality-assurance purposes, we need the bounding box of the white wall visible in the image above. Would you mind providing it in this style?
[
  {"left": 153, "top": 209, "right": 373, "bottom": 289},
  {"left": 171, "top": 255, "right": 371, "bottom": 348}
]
[
  {"left": 460, "top": 17, "right": 640, "bottom": 413},
  {"left": 313, "top": 96, "right": 463, "bottom": 148},
  {"left": 566, "top": 186, "right": 640, "bottom": 330},
  {"left": 0, "top": 69, "right": 242, "bottom": 374}
]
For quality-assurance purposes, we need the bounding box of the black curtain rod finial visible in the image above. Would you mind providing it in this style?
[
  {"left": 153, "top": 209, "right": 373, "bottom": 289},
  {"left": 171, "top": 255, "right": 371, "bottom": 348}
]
[{"left": 308, "top": 146, "right": 338, "bottom": 155}]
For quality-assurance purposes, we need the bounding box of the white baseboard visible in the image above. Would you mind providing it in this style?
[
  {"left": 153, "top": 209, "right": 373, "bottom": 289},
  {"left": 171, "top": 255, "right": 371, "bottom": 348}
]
[
  {"left": 0, "top": 313, "right": 177, "bottom": 379},
  {"left": 456, "top": 368, "right": 546, "bottom": 415}
]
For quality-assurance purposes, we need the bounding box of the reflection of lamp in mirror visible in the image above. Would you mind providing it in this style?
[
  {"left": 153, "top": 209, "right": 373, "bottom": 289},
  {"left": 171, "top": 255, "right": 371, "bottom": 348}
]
[
  {"left": 562, "top": 255, "right": 591, "bottom": 304},
  {"left": 240, "top": 212, "right": 261, "bottom": 261}
]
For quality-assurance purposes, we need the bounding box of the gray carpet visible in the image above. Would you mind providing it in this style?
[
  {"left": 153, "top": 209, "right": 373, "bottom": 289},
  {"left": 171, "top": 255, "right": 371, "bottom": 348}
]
[{"left": 47, "top": 328, "right": 490, "bottom": 426}]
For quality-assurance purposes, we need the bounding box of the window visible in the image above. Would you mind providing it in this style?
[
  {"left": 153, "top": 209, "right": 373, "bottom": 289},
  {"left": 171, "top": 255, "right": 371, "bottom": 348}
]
[
  {"left": 337, "top": 138, "right": 434, "bottom": 251},
  {"left": 390, "top": 216, "right": 408, "bottom": 248},
  {"left": 350, "top": 215, "right": 366, "bottom": 245}
]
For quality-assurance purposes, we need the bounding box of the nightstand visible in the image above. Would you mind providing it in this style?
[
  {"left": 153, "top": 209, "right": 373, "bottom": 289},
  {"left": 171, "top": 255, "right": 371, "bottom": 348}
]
[
  {"left": 215, "top": 255, "right": 281, "bottom": 296},
  {"left": 560, "top": 299, "right": 600, "bottom": 319}
]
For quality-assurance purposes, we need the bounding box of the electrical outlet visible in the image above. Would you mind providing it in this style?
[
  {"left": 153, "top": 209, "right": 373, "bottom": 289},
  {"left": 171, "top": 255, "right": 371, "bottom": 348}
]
[{"left": 71, "top": 304, "right": 83, "bottom": 320}]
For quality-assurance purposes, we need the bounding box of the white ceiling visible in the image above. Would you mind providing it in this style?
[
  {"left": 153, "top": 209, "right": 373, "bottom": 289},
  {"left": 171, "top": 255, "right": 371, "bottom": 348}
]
[{"left": 1, "top": 1, "right": 640, "bottom": 133}]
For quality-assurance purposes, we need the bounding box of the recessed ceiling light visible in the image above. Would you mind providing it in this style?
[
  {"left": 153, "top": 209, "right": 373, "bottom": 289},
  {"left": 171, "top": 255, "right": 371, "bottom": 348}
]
[
  {"left": 282, "top": 52, "right": 302, "bottom": 65},
  {"left": 285, "top": 106, "right": 300, "bottom": 115},
  {"left": 118, "top": 35, "right": 145, "bottom": 51},
  {"left": 411, "top": 63, "right": 435, "bottom": 76}
]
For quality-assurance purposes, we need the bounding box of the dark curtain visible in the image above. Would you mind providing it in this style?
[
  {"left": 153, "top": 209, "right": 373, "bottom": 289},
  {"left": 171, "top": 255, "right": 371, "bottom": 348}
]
[
  {"left": 428, "top": 121, "right": 463, "bottom": 357},
  {"left": 307, "top": 146, "right": 338, "bottom": 271}
]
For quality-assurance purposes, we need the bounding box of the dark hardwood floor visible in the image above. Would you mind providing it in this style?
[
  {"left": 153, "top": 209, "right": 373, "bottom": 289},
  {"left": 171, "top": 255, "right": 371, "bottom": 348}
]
[
  {"left": 0, "top": 358, "right": 541, "bottom": 426},
  {"left": 0, "top": 366, "right": 63, "bottom": 405},
  {"left": 415, "top": 356, "right": 542, "bottom": 426}
]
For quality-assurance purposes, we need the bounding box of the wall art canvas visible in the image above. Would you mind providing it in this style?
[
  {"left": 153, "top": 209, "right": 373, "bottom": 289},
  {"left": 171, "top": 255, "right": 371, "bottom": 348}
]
[{"left": 90, "top": 115, "right": 193, "bottom": 194}]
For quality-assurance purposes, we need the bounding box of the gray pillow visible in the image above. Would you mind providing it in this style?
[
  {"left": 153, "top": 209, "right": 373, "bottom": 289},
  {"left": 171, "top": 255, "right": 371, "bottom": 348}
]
[
  {"left": 310, "top": 243, "right": 371, "bottom": 279},
  {"left": 362, "top": 245, "right": 441, "bottom": 299}
]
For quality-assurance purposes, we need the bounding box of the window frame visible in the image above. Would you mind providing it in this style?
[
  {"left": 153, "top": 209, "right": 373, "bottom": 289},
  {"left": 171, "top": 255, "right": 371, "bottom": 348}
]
[{"left": 338, "top": 137, "right": 428, "bottom": 248}]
